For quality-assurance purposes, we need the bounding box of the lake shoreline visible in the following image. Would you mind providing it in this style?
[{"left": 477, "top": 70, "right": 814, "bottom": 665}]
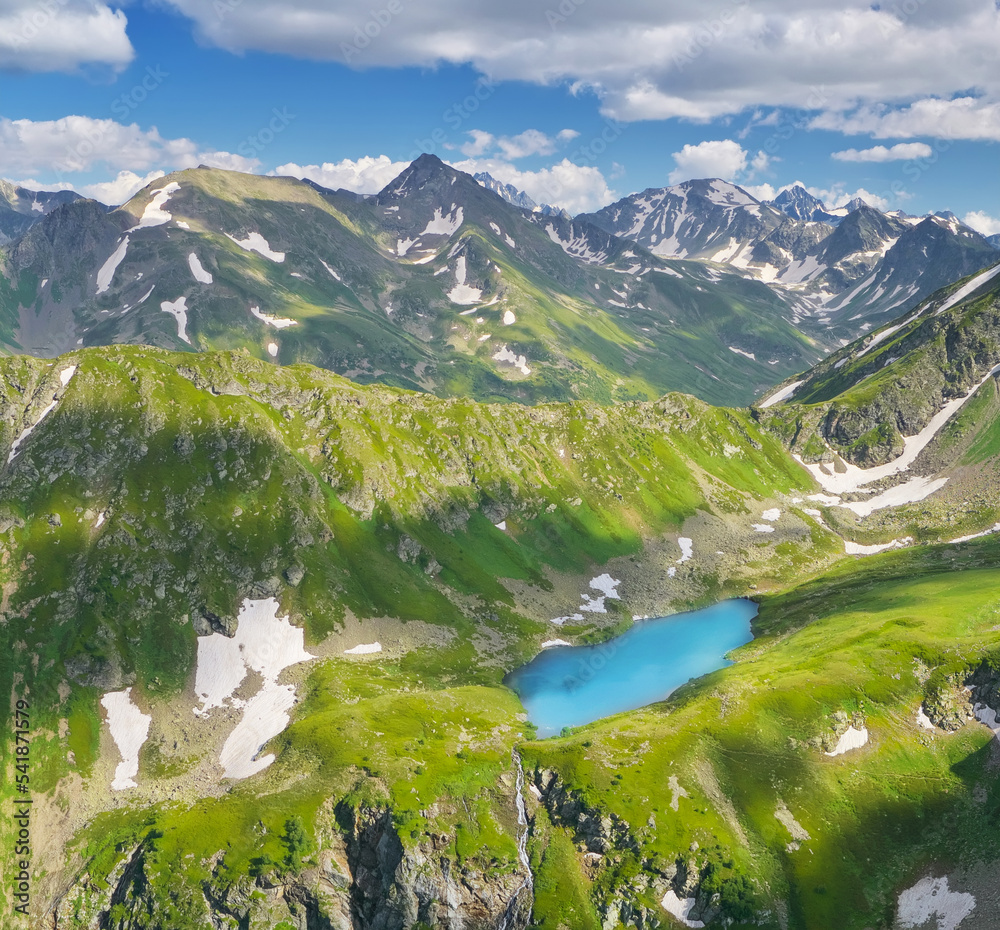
[{"left": 505, "top": 598, "right": 758, "bottom": 737}]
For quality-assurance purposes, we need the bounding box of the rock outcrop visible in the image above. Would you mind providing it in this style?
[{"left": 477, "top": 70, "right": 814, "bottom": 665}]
[{"left": 53, "top": 802, "right": 531, "bottom": 930}]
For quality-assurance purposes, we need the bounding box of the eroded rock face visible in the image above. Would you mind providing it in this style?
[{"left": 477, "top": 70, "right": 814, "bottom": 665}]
[
  {"left": 925, "top": 681, "right": 976, "bottom": 731},
  {"left": 55, "top": 804, "right": 530, "bottom": 930},
  {"left": 191, "top": 607, "right": 238, "bottom": 637},
  {"left": 338, "top": 805, "right": 530, "bottom": 930},
  {"left": 922, "top": 661, "right": 1000, "bottom": 732},
  {"left": 778, "top": 293, "right": 1000, "bottom": 468},
  {"left": 533, "top": 768, "right": 722, "bottom": 929},
  {"left": 967, "top": 662, "right": 1000, "bottom": 711}
]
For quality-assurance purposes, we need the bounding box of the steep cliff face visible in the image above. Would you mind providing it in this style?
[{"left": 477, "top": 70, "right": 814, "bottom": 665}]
[
  {"left": 340, "top": 806, "right": 530, "bottom": 930},
  {"left": 922, "top": 658, "right": 1000, "bottom": 733},
  {"left": 52, "top": 803, "right": 531, "bottom": 930},
  {"left": 764, "top": 266, "right": 1000, "bottom": 467},
  {"left": 532, "top": 768, "right": 725, "bottom": 929}
]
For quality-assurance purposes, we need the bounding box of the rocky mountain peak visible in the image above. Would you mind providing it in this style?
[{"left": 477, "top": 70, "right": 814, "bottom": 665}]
[{"left": 770, "top": 185, "right": 831, "bottom": 222}]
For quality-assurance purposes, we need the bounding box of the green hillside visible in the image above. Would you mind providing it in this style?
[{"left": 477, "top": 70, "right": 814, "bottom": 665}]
[{"left": 3, "top": 265, "right": 1000, "bottom": 927}]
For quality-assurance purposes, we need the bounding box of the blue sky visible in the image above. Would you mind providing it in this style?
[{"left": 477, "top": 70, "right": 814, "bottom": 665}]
[{"left": 0, "top": 0, "right": 997, "bottom": 231}]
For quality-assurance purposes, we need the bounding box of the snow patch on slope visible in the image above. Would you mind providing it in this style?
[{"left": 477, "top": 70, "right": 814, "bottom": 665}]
[
  {"left": 857, "top": 309, "right": 922, "bottom": 357},
  {"left": 798, "top": 365, "right": 1000, "bottom": 511},
  {"left": 344, "top": 642, "right": 382, "bottom": 655},
  {"left": 448, "top": 255, "right": 483, "bottom": 305},
  {"left": 226, "top": 231, "right": 286, "bottom": 262},
  {"left": 96, "top": 237, "right": 130, "bottom": 294},
  {"left": 422, "top": 205, "right": 464, "bottom": 236},
  {"left": 250, "top": 306, "right": 298, "bottom": 329},
  {"left": 934, "top": 263, "right": 1000, "bottom": 316},
  {"left": 661, "top": 891, "right": 705, "bottom": 928},
  {"left": 759, "top": 381, "right": 804, "bottom": 409},
  {"left": 188, "top": 252, "right": 213, "bottom": 284},
  {"left": 101, "top": 688, "right": 151, "bottom": 791},
  {"left": 136, "top": 182, "right": 180, "bottom": 228},
  {"left": 544, "top": 224, "right": 608, "bottom": 264},
  {"left": 7, "top": 366, "right": 77, "bottom": 464},
  {"left": 841, "top": 476, "right": 948, "bottom": 517},
  {"left": 825, "top": 726, "right": 869, "bottom": 756},
  {"left": 192, "top": 598, "right": 314, "bottom": 780},
  {"left": 844, "top": 539, "right": 906, "bottom": 555},
  {"left": 949, "top": 522, "right": 1000, "bottom": 544},
  {"left": 160, "top": 297, "right": 191, "bottom": 344},
  {"left": 493, "top": 345, "right": 530, "bottom": 375},
  {"left": 897, "top": 877, "right": 975, "bottom": 930}
]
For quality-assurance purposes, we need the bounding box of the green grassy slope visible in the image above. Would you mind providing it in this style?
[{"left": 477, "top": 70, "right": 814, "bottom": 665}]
[
  {"left": 525, "top": 540, "right": 1000, "bottom": 929},
  {"left": 761, "top": 263, "right": 1000, "bottom": 467},
  {"left": 2, "top": 344, "right": 1000, "bottom": 927}
]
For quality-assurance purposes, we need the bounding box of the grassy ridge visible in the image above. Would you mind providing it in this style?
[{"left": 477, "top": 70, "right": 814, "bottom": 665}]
[
  {"left": 0, "top": 345, "right": 832, "bottom": 925},
  {"left": 6, "top": 344, "right": 1000, "bottom": 927}
]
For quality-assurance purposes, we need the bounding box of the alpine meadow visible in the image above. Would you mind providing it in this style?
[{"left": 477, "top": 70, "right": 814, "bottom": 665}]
[{"left": 2, "top": 3, "right": 1000, "bottom": 929}]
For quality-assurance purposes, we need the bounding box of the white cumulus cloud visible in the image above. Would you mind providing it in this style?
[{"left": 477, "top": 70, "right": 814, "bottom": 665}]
[
  {"left": 0, "top": 0, "right": 133, "bottom": 72},
  {"left": 457, "top": 128, "right": 578, "bottom": 160},
  {"left": 741, "top": 182, "right": 779, "bottom": 202},
  {"left": 668, "top": 139, "right": 771, "bottom": 185},
  {"left": 0, "top": 115, "right": 208, "bottom": 177},
  {"left": 449, "top": 157, "right": 615, "bottom": 214},
  {"left": 832, "top": 143, "right": 934, "bottom": 162},
  {"left": 964, "top": 211, "right": 1000, "bottom": 237},
  {"left": 460, "top": 130, "right": 495, "bottom": 157},
  {"left": 74, "top": 170, "right": 166, "bottom": 205},
  {"left": 0, "top": 116, "right": 267, "bottom": 200},
  {"left": 159, "top": 0, "right": 1000, "bottom": 139},
  {"left": 271, "top": 156, "right": 410, "bottom": 194},
  {"left": 807, "top": 185, "right": 898, "bottom": 212},
  {"left": 195, "top": 151, "right": 261, "bottom": 173},
  {"left": 813, "top": 97, "right": 1000, "bottom": 143},
  {"left": 743, "top": 180, "right": 903, "bottom": 211}
]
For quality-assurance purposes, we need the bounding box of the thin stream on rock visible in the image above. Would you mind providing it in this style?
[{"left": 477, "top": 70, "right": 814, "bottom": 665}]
[{"left": 498, "top": 749, "right": 533, "bottom": 930}]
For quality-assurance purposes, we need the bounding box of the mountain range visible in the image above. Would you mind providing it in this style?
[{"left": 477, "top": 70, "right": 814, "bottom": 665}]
[
  {"left": 0, "top": 179, "right": 86, "bottom": 243},
  {"left": 473, "top": 172, "right": 566, "bottom": 216},
  {"left": 3, "top": 260, "right": 1000, "bottom": 928},
  {"left": 4, "top": 154, "right": 1000, "bottom": 930},
  {"left": 580, "top": 180, "right": 997, "bottom": 341},
  {"left": 1, "top": 157, "right": 995, "bottom": 410}
]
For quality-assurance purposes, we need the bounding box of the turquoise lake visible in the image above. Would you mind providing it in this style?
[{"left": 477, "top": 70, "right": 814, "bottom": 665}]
[{"left": 506, "top": 599, "right": 757, "bottom": 737}]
